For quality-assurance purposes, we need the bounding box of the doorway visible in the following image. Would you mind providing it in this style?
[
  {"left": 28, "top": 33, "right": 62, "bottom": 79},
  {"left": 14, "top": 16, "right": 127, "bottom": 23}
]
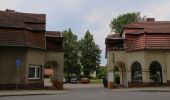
[{"left": 113, "top": 62, "right": 126, "bottom": 87}]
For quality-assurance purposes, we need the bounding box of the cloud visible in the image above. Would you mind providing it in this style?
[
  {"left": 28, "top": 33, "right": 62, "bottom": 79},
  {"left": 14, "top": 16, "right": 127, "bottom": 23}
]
[
  {"left": 143, "top": 1, "right": 170, "bottom": 20},
  {"left": 84, "top": 8, "right": 117, "bottom": 65},
  {"left": 1, "top": 0, "right": 170, "bottom": 66},
  {"left": 0, "top": 0, "right": 85, "bottom": 13},
  {"left": 0, "top": 0, "right": 21, "bottom": 10}
]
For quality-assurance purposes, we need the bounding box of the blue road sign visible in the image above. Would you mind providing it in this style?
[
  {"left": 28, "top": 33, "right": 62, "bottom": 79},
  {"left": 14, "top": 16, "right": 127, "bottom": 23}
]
[{"left": 16, "top": 59, "right": 21, "bottom": 69}]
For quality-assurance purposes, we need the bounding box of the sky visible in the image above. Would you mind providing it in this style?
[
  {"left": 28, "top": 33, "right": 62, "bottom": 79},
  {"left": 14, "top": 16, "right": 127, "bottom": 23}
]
[{"left": 1, "top": 0, "right": 170, "bottom": 65}]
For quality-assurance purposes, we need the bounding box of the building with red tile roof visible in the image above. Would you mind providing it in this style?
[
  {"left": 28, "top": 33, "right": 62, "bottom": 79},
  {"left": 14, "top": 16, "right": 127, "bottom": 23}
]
[{"left": 106, "top": 18, "right": 170, "bottom": 89}]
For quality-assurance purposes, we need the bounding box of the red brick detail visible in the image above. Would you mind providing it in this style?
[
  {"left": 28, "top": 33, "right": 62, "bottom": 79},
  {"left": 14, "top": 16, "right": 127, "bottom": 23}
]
[
  {"left": 167, "top": 80, "right": 170, "bottom": 83},
  {"left": 0, "top": 82, "right": 44, "bottom": 90},
  {"left": 52, "top": 80, "right": 63, "bottom": 90},
  {"left": 128, "top": 82, "right": 169, "bottom": 88},
  {"left": 167, "top": 80, "right": 170, "bottom": 86},
  {"left": 108, "top": 82, "right": 114, "bottom": 89}
]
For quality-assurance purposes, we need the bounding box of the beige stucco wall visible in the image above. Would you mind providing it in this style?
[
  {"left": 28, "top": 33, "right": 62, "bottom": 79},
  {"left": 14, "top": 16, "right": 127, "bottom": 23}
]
[
  {"left": 126, "top": 51, "right": 145, "bottom": 82},
  {"left": 166, "top": 52, "right": 170, "bottom": 81},
  {"left": 45, "top": 51, "right": 64, "bottom": 82},
  {"left": 0, "top": 47, "right": 64, "bottom": 85},
  {"left": 25, "top": 48, "right": 45, "bottom": 82},
  {"left": 107, "top": 49, "right": 170, "bottom": 84},
  {"left": 145, "top": 50, "right": 167, "bottom": 83},
  {"left": 0, "top": 47, "right": 27, "bottom": 83},
  {"left": 107, "top": 50, "right": 127, "bottom": 71}
]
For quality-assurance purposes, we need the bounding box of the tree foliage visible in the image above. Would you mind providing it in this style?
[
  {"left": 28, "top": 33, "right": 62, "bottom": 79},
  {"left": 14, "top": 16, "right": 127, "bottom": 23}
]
[
  {"left": 110, "top": 12, "right": 145, "bottom": 33},
  {"left": 79, "top": 30, "right": 101, "bottom": 77},
  {"left": 96, "top": 66, "right": 107, "bottom": 79},
  {"left": 63, "top": 28, "right": 81, "bottom": 80}
]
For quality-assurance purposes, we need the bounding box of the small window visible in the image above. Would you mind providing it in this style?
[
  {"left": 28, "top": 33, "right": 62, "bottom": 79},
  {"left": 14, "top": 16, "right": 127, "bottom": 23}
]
[{"left": 28, "top": 65, "right": 41, "bottom": 79}]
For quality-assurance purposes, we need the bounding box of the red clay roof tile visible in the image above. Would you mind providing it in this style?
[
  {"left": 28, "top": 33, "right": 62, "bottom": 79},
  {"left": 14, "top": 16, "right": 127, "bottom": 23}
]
[
  {"left": 123, "top": 21, "right": 170, "bottom": 33},
  {"left": 0, "top": 10, "right": 46, "bottom": 49},
  {"left": 0, "top": 10, "right": 45, "bottom": 31},
  {"left": 46, "top": 31, "right": 62, "bottom": 37}
]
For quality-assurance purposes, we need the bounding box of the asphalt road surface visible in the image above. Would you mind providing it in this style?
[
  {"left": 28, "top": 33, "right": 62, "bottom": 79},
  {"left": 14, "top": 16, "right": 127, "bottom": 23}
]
[{"left": 1, "top": 84, "right": 170, "bottom": 100}]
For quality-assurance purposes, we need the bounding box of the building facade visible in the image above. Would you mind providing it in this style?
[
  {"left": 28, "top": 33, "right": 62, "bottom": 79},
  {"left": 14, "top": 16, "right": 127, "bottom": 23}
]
[
  {"left": 106, "top": 18, "right": 170, "bottom": 89},
  {"left": 0, "top": 10, "right": 64, "bottom": 90},
  {"left": 45, "top": 31, "right": 64, "bottom": 90}
]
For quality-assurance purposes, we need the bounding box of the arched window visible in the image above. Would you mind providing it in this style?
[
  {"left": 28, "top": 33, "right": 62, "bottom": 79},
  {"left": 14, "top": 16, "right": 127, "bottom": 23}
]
[
  {"left": 149, "top": 61, "right": 163, "bottom": 83},
  {"left": 131, "top": 62, "right": 142, "bottom": 83}
]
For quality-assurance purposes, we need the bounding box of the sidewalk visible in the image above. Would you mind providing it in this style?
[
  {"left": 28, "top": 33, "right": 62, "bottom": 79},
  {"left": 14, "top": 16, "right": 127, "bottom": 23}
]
[
  {"left": 110, "top": 87, "right": 170, "bottom": 92},
  {"left": 0, "top": 90, "right": 66, "bottom": 97},
  {"left": 1, "top": 86, "right": 170, "bottom": 97}
]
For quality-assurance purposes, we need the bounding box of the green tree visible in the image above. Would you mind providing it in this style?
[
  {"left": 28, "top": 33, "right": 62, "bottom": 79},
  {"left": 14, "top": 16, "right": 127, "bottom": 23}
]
[
  {"left": 79, "top": 30, "right": 101, "bottom": 77},
  {"left": 110, "top": 12, "right": 145, "bottom": 33},
  {"left": 96, "top": 66, "right": 107, "bottom": 79},
  {"left": 63, "top": 28, "right": 81, "bottom": 81}
]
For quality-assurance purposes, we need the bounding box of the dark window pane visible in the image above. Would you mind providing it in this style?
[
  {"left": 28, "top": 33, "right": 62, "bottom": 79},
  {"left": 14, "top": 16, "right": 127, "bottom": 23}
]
[
  {"left": 36, "top": 68, "right": 40, "bottom": 78},
  {"left": 149, "top": 61, "right": 162, "bottom": 83},
  {"left": 29, "top": 67, "right": 35, "bottom": 78},
  {"left": 131, "top": 62, "right": 142, "bottom": 83}
]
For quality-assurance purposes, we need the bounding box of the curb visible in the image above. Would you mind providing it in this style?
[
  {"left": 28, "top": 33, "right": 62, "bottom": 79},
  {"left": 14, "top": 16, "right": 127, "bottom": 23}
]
[
  {"left": 0, "top": 91, "right": 66, "bottom": 97},
  {"left": 110, "top": 89, "right": 170, "bottom": 92}
]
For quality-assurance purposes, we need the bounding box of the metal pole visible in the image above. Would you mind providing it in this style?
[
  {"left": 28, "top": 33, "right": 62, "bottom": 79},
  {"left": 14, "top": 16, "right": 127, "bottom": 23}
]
[{"left": 16, "top": 67, "right": 18, "bottom": 89}]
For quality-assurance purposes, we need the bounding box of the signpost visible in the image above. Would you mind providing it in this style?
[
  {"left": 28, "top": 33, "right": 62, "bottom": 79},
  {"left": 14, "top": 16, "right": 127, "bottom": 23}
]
[
  {"left": 16, "top": 58, "right": 21, "bottom": 89},
  {"left": 16, "top": 59, "right": 21, "bottom": 70}
]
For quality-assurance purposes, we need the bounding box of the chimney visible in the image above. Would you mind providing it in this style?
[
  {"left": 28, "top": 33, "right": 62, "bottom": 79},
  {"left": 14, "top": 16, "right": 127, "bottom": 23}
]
[
  {"left": 146, "top": 18, "right": 155, "bottom": 22},
  {"left": 5, "top": 9, "right": 15, "bottom": 13}
]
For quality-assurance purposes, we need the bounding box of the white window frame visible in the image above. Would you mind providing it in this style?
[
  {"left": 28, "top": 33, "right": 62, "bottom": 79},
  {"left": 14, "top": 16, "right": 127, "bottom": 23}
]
[{"left": 28, "top": 64, "right": 41, "bottom": 79}]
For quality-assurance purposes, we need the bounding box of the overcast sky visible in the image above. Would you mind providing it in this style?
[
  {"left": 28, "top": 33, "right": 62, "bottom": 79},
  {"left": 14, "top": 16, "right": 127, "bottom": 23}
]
[{"left": 1, "top": 0, "right": 170, "bottom": 65}]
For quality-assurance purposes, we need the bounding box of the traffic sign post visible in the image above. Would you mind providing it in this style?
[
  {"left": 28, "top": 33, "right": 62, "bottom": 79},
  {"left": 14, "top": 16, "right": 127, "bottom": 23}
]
[
  {"left": 16, "top": 59, "right": 21, "bottom": 70},
  {"left": 16, "top": 58, "right": 21, "bottom": 89}
]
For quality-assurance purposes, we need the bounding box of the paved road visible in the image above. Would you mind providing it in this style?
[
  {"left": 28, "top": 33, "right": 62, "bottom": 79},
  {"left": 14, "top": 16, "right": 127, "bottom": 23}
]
[{"left": 1, "top": 84, "right": 170, "bottom": 100}]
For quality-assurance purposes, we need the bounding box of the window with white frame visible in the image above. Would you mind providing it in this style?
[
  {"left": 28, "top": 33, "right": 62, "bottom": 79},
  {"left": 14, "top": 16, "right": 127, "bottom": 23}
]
[{"left": 28, "top": 65, "right": 41, "bottom": 79}]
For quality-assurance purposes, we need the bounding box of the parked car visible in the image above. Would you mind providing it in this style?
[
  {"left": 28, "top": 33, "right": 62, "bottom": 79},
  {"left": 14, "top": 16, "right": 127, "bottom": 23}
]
[
  {"left": 70, "top": 77, "right": 78, "bottom": 83},
  {"left": 80, "top": 77, "right": 90, "bottom": 84}
]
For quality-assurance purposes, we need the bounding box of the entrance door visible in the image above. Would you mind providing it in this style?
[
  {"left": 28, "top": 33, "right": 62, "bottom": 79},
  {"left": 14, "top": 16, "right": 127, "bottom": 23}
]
[{"left": 113, "top": 62, "right": 126, "bottom": 87}]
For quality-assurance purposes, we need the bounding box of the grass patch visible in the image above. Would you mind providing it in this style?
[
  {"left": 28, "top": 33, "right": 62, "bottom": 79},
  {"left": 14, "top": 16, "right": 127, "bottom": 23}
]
[{"left": 90, "top": 79, "right": 102, "bottom": 84}]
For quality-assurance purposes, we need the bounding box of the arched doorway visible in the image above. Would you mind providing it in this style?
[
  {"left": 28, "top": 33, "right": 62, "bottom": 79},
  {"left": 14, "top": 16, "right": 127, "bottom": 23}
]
[
  {"left": 149, "top": 61, "right": 163, "bottom": 83},
  {"left": 113, "top": 62, "right": 126, "bottom": 87},
  {"left": 44, "top": 60, "right": 58, "bottom": 87},
  {"left": 131, "top": 62, "right": 142, "bottom": 83},
  {"left": 113, "top": 66, "right": 120, "bottom": 84}
]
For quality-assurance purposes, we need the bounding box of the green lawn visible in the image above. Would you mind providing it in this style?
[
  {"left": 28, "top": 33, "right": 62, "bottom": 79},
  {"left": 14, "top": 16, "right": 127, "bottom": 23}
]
[{"left": 90, "top": 79, "right": 102, "bottom": 84}]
